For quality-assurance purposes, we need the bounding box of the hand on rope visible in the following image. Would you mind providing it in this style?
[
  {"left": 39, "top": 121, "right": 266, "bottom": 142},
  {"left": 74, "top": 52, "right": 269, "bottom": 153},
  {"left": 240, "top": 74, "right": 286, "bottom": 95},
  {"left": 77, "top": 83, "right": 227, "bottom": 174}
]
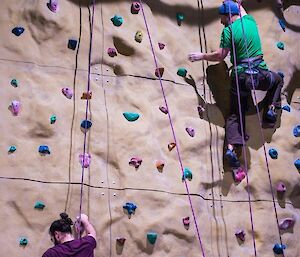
[
  {"left": 188, "top": 52, "right": 205, "bottom": 62},
  {"left": 74, "top": 214, "right": 97, "bottom": 240}
]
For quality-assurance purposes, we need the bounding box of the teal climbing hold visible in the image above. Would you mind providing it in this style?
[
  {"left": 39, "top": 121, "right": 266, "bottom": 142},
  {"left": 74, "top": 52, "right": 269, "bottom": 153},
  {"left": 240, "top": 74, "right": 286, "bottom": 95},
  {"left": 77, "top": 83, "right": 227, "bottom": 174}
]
[
  {"left": 111, "top": 15, "right": 124, "bottom": 27},
  {"left": 176, "top": 12, "right": 185, "bottom": 22},
  {"left": 177, "top": 68, "right": 187, "bottom": 77},
  {"left": 147, "top": 232, "right": 157, "bottom": 245},
  {"left": 8, "top": 145, "right": 17, "bottom": 153},
  {"left": 123, "top": 112, "right": 140, "bottom": 122},
  {"left": 34, "top": 201, "right": 45, "bottom": 210},
  {"left": 50, "top": 115, "right": 57, "bottom": 124},
  {"left": 19, "top": 237, "right": 28, "bottom": 246},
  {"left": 182, "top": 168, "right": 193, "bottom": 181},
  {"left": 11, "top": 79, "right": 19, "bottom": 87},
  {"left": 277, "top": 41, "right": 284, "bottom": 50}
]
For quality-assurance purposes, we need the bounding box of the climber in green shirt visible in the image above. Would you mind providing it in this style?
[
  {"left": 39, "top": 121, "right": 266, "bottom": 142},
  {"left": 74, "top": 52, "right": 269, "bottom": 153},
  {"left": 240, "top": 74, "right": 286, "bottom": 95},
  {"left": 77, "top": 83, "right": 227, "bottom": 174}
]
[{"left": 188, "top": 1, "right": 283, "bottom": 173}]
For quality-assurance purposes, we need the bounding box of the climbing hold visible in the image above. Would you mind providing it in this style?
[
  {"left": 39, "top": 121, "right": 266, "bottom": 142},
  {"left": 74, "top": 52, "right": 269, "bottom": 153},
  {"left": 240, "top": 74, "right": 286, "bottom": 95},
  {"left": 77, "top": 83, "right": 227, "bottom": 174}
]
[
  {"left": 159, "top": 106, "right": 168, "bottom": 114},
  {"left": 12, "top": 27, "right": 25, "bottom": 36},
  {"left": 177, "top": 68, "right": 187, "bottom": 77},
  {"left": 68, "top": 39, "right": 77, "bottom": 50},
  {"left": 10, "top": 79, "right": 18, "bottom": 87},
  {"left": 147, "top": 232, "right": 157, "bottom": 245},
  {"left": 277, "top": 71, "right": 285, "bottom": 79},
  {"left": 50, "top": 115, "right": 57, "bottom": 124},
  {"left": 8, "top": 145, "right": 17, "bottom": 153},
  {"left": 273, "top": 243, "right": 286, "bottom": 254},
  {"left": 81, "top": 91, "right": 92, "bottom": 100},
  {"left": 131, "top": 2, "right": 141, "bottom": 14},
  {"left": 34, "top": 201, "right": 46, "bottom": 210},
  {"left": 80, "top": 120, "right": 93, "bottom": 131},
  {"left": 9, "top": 100, "right": 21, "bottom": 116},
  {"left": 116, "top": 237, "right": 126, "bottom": 245},
  {"left": 279, "top": 19, "right": 286, "bottom": 32},
  {"left": 279, "top": 218, "right": 295, "bottom": 230},
  {"left": 38, "top": 145, "right": 51, "bottom": 155},
  {"left": 19, "top": 237, "right": 28, "bottom": 246},
  {"left": 293, "top": 125, "right": 300, "bottom": 137},
  {"left": 158, "top": 42, "right": 165, "bottom": 50},
  {"left": 268, "top": 148, "right": 278, "bottom": 159},
  {"left": 182, "top": 168, "right": 193, "bottom": 181},
  {"left": 129, "top": 157, "right": 142, "bottom": 169},
  {"left": 197, "top": 105, "right": 205, "bottom": 119},
  {"left": 176, "top": 12, "right": 185, "bottom": 26},
  {"left": 276, "top": 182, "right": 286, "bottom": 194},
  {"left": 277, "top": 41, "right": 284, "bottom": 50},
  {"left": 282, "top": 105, "right": 290, "bottom": 112},
  {"left": 233, "top": 167, "right": 246, "bottom": 183},
  {"left": 62, "top": 87, "right": 73, "bottom": 99},
  {"left": 156, "top": 160, "right": 165, "bottom": 172},
  {"left": 123, "top": 112, "right": 140, "bottom": 122},
  {"left": 79, "top": 153, "right": 91, "bottom": 168},
  {"left": 47, "top": 0, "right": 59, "bottom": 13},
  {"left": 182, "top": 217, "right": 190, "bottom": 227},
  {"left": 111, "top": 15, "right": 124, "bottom": 27},
  {"left": 235, "top": 230, "right": 246, "bottom": 241},
  {"left": 107, "top": 47, "right": 117, "bottom": 57},
  {"left": 294, "top": 159, "right": 300, "bottom": 171},
  {"left": 155, "top": 67, "right": 164, "bottom": 78},
  {"left": 186, "top": 127, "right": 195, "bottom": 137},
  {"left": 168, "top": 142, "right": 176, "bottom": 151},
  {"left": 123, "top": 202, "right": 137, "bottom": 215},
  {"left": 135, "top": 30, "right": 143, "bottom": 43}
]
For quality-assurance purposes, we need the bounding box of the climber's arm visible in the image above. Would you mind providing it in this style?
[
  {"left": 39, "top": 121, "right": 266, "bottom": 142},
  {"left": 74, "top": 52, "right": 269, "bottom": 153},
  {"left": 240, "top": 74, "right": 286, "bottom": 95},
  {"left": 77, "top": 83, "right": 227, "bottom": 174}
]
[{"left": 188, "top": 48, "right": 229, "bottom": 62}]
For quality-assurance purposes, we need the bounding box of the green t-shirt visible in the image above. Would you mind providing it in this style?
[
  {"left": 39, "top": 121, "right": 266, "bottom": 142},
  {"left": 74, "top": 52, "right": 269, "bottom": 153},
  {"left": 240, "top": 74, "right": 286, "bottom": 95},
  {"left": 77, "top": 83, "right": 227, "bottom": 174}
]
[{"left": 220, "top": 15, "right": 268, "bottom": 74}]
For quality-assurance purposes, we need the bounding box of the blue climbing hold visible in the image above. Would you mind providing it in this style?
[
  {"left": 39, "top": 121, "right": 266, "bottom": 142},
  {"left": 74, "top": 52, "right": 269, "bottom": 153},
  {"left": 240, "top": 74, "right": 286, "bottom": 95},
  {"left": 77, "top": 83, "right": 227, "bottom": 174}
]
[
  {"left": 182, "top": 168, "right": 193, "bottom": 181},
  {"left": 225, "top": 149, "right": 240, "bottom": 168},
  {"left": 293, "top": 125, "right": 300, "bottom": 137},
  {"left": 294, "top": 159, "right": 300, "bottom": 170},
  {"left": 111, "top": 15, "right": 124, "bottom": 27},
  {"left": 8, "top": 145, "right": 17, "bottom": 153},
  {"left": 38, "top": 145, "right": 51, "bottom": 155},
  {"left": 123, "top": 202, "right": 137, "bottom": 215},
  {"left": 277, "top": 71, "right": 284, "bottom": 79},
  {"left": 68, "top": 39, "right": 78, "bottom": 50},
  {"left": 147, "top": 232, "right": 157, "bottom": 245},
  {"left": 12, "top": 27, "right": 25, "bottom": 36},
  {"left": 19, "top": 237, "right": 28, "bottom": 246},
  {"left": 123, "top": 112, "right": 140, "bottom": 122},
  {"left": 279, "top": 19, "right": 286, "bottom": 32},
  {"left": 34, "top": 201, "right": 45, "bottom": 210},
  {"left": 268, "top": 148, "right": 278, "bottom": 159},
  {"left": 282, "top": 105, "right": 290, "bottom": 112},
  {"left": 80, "top": 120, "right": 92, "bottom": 130},
  {"left": 273, "top": 243, "right": 286, "bottom": 254},
  {"left": 277, "top": 41, "right": 284, "bottom": 50}
]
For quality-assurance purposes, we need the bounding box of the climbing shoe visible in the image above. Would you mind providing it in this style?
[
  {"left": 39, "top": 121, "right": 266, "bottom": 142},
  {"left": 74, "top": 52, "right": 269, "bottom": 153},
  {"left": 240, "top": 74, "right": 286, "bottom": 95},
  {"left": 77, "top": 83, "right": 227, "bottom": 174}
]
[{"left": 225, "top": 149, "right": 240, "bottom": 168}]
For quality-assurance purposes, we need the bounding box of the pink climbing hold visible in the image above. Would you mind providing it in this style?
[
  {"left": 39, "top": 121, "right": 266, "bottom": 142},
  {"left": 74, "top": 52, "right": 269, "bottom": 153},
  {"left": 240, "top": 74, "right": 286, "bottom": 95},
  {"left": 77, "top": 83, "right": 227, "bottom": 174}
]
[
  {"left": 131, "top": 2, "right": 141, "bottom": 14},
  {"left": 235, "top": 229, "right": 246, "bottom": 241},
  {"left": 233, "top": 167, "right": 246, "bottom": 183},
  {"left": 182, "top": 216, "right": 190, "bottom": 226},
  {"left": 62, "top": 87, "right": 73, "bottom": 99},
  {"left": 276, "top": 181, "right": 286, "bottom": 193},
  {"left": 186, "top": 127, "right": 195, "bottom": 137},
  {"left": 79, "top": 153, "right": 91, "bottom": 168},
  {"left": 47, "top": 0, "right": 59, "bottom": 13},
  {"left": 10, "top": 100, "right": 21, "bottom": 115},
  {"left": 129, "top": 157, "right": 142, "bottom": 169},
  {"left": 279, "top": 218, "right": 295, "bottom": 230},
  {"left": 107, "top": 47, "right": 117, "bottom": 57},
  {"left": 158, "top": 42, "right": 165, "bottom": 50},
  {"left": 159, "top": 106, "right": 168, "bottom": 114}
]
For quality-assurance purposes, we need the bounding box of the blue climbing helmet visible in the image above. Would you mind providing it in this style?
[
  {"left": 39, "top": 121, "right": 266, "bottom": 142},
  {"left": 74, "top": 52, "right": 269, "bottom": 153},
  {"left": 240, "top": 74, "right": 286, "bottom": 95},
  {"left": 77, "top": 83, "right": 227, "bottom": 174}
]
[{"left": 219, "top": 1, "right": 240, "bottom": 15}]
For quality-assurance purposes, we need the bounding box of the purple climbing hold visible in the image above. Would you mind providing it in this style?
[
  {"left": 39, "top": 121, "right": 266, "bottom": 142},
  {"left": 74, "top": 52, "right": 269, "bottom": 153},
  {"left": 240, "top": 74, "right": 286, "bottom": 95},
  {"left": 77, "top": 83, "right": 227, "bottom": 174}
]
[
  {"left": 131, "top": 2, "right": 141, "bottom": 14},
  {"left": 47, "top": 0, "right": 59, "bottom": 13},
  {"left": 182, "top": 216, "right": 190, "bottom": 227},
  {"left": 235, "top": 229, "right": 246, "bottom": 241},
  {"left": 9, "top": 100, "right": 21, "bottom": 115},
  {"left": 159, "top": 106, "right": 168, "bottom": 114},
  {"left": 107, "top": 47, "right": 117, "bottom": 57},
  {"left": 129, "top": 157, "right": 142, "bottom": 169},
  {"left": 62, "top": 87, "right": 73, "bottom": 99},
  {"left": 12, "top": 27, "right": 25, "bottom": 36},
  {"left": 79, "top": 153, "right": 91, "bottom": 168},
  {"left": 158, "top": 42, "right": 165, "bottom": 50},
  {"left": 276, "top": 182, "right": 286, "bottom": 193},
  {"left": 186, "top": 127, "right": 195, "bottom": 137},
  {"left": 279, "top": 218, "right": 295, "bottom": 230}
]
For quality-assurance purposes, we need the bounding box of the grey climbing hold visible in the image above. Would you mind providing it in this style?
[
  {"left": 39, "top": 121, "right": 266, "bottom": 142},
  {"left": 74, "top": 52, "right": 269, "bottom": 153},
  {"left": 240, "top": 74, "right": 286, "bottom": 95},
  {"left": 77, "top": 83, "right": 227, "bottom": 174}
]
[
  {"left": 268, "top": 148, "right": 278, "bottom": 159},
  {"left": 135, "top": 30, "right": 143, "bottom": 43},
  {"left": 123, "top": 112, "right": 140, "bottom": 122},
  {"left": 111, "top": 15, "right": 124, "bottom": 27},
  {"left": 11, "top": 79, "right": 18, "bottom": 87},
  {"left": 34, "top": 201, "right": 45, "bottom": 210},
  {"left": 8, "top": 145, "right": 17, "bottom": 153},
  {"left": 12, "top": 27, "right": 25, "bottom": 36},
  {"left": 277, "top": 41, "right": 284, "bottom": 50},
  {"left": 293, "top": 125, "right": 300, "bottom": 137},
  {"left": 147, "top": 232, "right": 157, "bottom": 245}
]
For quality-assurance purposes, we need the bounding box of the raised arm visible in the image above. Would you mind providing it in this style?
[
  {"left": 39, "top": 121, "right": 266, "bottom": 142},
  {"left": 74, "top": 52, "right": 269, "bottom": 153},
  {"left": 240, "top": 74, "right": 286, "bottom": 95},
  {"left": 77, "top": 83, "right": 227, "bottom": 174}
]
[{"left": 79, "top": 214, "right": 96, "bottom": 240}]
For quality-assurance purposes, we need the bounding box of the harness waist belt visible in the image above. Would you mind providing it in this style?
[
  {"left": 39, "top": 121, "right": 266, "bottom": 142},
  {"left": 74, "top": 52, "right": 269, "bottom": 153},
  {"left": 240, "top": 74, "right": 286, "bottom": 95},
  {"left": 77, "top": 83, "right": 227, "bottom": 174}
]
[{"left": 238, "top": 55, "right": 263, "bottom": 65}]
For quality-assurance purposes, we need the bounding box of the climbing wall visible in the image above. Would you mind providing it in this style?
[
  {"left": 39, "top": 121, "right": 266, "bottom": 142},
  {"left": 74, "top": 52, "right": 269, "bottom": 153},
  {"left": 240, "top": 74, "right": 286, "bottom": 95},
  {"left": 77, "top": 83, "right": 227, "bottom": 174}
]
[{"left": 1, "top": 0, "right": 300, "bottom": 256}]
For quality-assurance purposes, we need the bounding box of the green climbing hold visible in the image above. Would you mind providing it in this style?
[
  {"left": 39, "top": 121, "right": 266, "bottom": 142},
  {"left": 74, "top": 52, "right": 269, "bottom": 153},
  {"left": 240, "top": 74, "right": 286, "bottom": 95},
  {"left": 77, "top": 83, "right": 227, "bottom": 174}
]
[
  {"left": 50, "top": 115, "right": 57, "bottom": 124},
  {"left": 182, "top": 168, "right": 193, "bottom": 181},
  {"left": 8, "top": 145, "right": 17, "bottom": 153},
  {"left": 277, "top": 41, "right": 284, "bottom": 50},
  {"left": 123, "top": 112, "right": 140, "bottom": 122},
  {"left": 147, "top": 232, "right": 157, "bottom": 245},
  {"left": 177, "top": 68, "right": 187, "bottom": 77},
  {"left": 19, "top": 237, "right": 28, "bottom": 246},
  {"left": 11, "top": 79, "right": 19, "bottom": 87},
  {"left": 34, "top": 201, "right": 45, "bottom": 210},
  {"left": 111, "top": 15, "right": 124, "bottom": 27}
]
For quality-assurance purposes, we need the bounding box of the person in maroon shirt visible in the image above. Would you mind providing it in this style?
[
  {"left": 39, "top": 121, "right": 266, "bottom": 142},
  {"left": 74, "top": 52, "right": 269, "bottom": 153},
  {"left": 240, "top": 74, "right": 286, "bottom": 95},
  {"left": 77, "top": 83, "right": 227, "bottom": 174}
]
[{"left": 42, "top": 213, "right": 97, "bottom": 257}]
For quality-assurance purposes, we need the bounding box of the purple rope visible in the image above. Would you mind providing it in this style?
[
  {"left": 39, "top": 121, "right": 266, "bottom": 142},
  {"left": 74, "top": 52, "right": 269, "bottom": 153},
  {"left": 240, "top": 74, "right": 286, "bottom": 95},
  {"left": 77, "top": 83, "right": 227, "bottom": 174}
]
[
  {"left": 228, "top": 4, "right": 258, "bottom": 256},
  {"left": 138, "top": 1, "right": 206, "bottom": 256},
  {"left": 236, "top": 1, "right": 285, "bottom": 253}
]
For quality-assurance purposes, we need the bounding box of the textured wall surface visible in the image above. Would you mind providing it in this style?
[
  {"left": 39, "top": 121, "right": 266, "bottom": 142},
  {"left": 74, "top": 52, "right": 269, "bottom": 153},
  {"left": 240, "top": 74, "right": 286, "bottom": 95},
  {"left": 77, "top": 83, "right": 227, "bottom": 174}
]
[{"left": 0, "top": 0, "right": 300, "bottom": 256}]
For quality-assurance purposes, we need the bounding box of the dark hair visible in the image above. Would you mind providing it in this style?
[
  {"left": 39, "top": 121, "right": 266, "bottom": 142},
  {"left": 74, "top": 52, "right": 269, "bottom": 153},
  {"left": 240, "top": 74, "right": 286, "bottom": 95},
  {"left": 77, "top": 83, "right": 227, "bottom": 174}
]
[{"left": 49, "top": 213, "right": 73, "bottom": 236}]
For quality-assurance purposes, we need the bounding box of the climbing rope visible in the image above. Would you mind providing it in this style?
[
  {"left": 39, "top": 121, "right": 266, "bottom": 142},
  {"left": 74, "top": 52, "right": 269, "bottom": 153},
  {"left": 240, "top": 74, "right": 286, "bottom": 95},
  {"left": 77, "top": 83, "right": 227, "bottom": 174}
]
[{"left": 139, "top": 1, "right": 206, "bottom": 256}]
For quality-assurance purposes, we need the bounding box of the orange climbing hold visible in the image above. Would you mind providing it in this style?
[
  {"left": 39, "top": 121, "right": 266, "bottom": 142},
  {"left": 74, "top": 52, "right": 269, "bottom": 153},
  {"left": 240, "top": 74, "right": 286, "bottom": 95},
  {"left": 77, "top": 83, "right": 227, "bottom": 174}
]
[{"left": 81, "top": 91, "right": 92, "bottom": 100}]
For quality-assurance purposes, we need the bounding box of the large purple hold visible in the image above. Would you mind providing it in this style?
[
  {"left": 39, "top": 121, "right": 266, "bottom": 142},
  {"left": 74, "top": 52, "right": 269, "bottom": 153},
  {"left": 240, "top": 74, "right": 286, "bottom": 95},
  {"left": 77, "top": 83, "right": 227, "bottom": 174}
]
[{"left": 279, "top": 218, "right": 295, "bottom": 230}]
